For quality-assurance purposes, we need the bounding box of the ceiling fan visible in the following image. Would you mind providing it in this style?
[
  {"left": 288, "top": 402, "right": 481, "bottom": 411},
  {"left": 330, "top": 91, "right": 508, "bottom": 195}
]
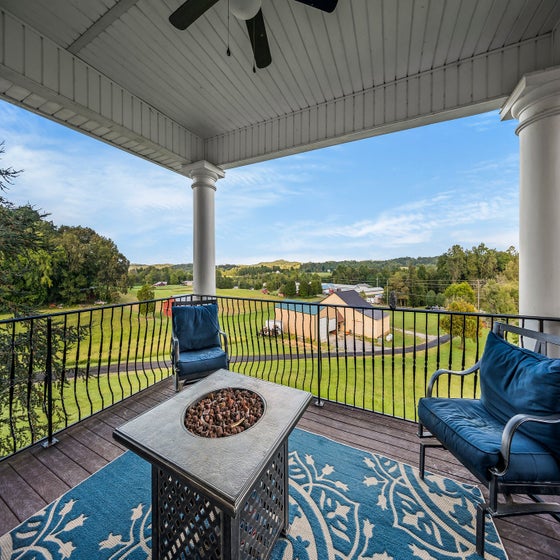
[{"left": 169, "top": 0, "right": 338, "bottom": 70}]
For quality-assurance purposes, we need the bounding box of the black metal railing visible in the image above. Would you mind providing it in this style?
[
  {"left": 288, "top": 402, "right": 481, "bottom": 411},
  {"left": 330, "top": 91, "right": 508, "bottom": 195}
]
[
  {"left": 0, "top": 299, "right": 172, "bottom": 459},
  {"left": 2, "top": 293, "right": 560, "bottom": 461}
]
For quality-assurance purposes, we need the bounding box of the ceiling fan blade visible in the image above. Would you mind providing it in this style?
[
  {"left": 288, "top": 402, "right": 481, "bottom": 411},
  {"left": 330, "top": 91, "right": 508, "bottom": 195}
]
[
  {"left": 246, "top": 9, "right": 271, "bottom": 69},
  {"left": 294, "top": 0, "right": 338, "bottom": 13},
  {"left": 169, "top": 0, "right": 220, "bottom": 30}
]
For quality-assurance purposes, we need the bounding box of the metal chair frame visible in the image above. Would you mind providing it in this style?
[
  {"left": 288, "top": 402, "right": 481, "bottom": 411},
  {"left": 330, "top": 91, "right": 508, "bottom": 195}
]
[{"left": 418, "top": 321, "right": 560, "bottom": 556}]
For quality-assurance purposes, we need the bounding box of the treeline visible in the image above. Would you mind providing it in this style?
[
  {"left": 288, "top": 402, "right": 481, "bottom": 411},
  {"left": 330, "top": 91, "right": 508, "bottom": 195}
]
[
  {"left": 1, "top": 146, "right": 129, "bottom": 313},
  {"left": 128, "top": 263, "right": 193, "bottom": 287},
  {"left": 330, "top": 244, "right": 519, "bottom": 313},
  {"left": 300, "top": 256, "right": 439, "bottom": 274},
  {"left": 212, "top": 243, "right": 519, "bottom": 313},
  {"left": 216, "top": 267, "right": 323, "bottom": 296}
]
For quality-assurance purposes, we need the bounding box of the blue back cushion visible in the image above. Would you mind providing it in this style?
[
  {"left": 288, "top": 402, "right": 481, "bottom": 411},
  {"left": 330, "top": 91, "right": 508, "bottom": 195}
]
[
  {"left": 172, "top": 303, "right": 221, "bottom": 351},
  {"left": 480, "top": 330, "right": 560, "bottom": 458}
]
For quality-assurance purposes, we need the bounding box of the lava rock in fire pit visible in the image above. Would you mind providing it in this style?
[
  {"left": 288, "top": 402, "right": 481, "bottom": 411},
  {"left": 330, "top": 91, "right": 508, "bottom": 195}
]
[{"left": 184, "top": 387, "right": 264, "bottom": 438}]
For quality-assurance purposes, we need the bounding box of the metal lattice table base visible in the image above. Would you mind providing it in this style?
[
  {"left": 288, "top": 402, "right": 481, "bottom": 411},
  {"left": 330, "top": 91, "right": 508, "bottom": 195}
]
[{"left": 153, "top": 440, "right": 288, "bottom": 560}]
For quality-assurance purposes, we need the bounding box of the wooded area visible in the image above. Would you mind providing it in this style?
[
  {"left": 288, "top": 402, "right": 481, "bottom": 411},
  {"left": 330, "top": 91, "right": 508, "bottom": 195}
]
[{"left": 1, "top": 145, "right": 129, "bottom": 313}]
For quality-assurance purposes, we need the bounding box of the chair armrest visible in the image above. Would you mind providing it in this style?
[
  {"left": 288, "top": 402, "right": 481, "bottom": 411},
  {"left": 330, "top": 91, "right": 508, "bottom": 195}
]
[
  {"left": 490, "top": 413, "right": 560, "bottom": 477},
  {"left": 219, "top": 330, "right": 229, "bottom": 357},
  {"left": 171, "top": 335, "right": 180, "bottom": 364},
  {"left": 426, "top": 361, "right": 481, "bottom": 396}
]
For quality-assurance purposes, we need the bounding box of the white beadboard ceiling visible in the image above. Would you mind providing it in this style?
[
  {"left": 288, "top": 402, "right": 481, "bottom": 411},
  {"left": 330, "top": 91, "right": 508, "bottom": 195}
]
[{"left": 1, "top": 0, "right": 560, "bottom": 172}]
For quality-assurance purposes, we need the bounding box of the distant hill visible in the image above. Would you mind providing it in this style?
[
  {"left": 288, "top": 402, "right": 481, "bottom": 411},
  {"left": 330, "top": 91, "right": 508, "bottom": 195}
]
[
  {"left": 300, "top": 256, "right": 440, "bottom": 273},
  {"left": 129, "top": 263, "right": 193, "bottom": 272},
  {"left": 129, "top": 258, "right": 440, "bottom": 272}
]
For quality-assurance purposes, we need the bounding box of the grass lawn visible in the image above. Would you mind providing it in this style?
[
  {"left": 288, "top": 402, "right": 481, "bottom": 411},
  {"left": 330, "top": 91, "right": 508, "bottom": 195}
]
[{"left": 2, "top": 287, "right": 494, "bottom": 457}]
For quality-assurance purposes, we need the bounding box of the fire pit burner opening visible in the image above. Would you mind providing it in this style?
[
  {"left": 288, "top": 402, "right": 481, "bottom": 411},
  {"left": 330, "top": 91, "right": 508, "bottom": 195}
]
[{"left": 184, "top": 387, "right": 264, "bottom": 438}]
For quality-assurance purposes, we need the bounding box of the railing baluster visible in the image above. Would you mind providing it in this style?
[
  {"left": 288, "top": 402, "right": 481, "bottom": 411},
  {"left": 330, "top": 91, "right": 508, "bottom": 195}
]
[
  {"left": 73, "top": 312, "right": 85, "bottom": 421},
  {"left": 43, "top": 317, "right": 57, "bottom": 447},
  {"left": 26, "top": 319, "right": 35, "bottom": 445},
  {"left": 315, "top": 307, "right": 323, "bottom": 407},
  {"left": 3, "top": 296, "right": 560, "bottom": 461},
  {"left": 7, "top": 322, "right": 17, "bottom": 455},
  {"left": 59, "top": 314, "right": 70, "bottom": 427}
]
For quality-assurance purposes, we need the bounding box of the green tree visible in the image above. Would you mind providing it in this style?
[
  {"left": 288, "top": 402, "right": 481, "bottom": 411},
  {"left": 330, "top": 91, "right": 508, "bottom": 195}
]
[
  {"left": 387, "top": 270, "right": 409, "bottom": 306},
  {"left": 438, "top": 245, "right": 467, "bottom": 283},
  {"left": 481, "top": 279, "right": 518, "bottom": 314},
  {"left": 425, "top": 290, "right": 437, "bottom": 307},
  {"left": 0, "top": 144, "right": 86, "bottom": 455},
  {"left": 50, "top": 226, "right": 129, "bottom": 304},
  {"left": 466, "top": 243, "right": 498, "bottom": 279},
  {"left": 444, "top": 282, "right": 475, "bottom": 305},
  {"left": 0, "top": 145, "right": 55, "bottom": 313},
  {"left": 281, "top": 280, "right": 297, "bottom": 297},
  {"left": 309, "top": 278, "right": 322, "bottom": 296},
  {"left": 298, "top": 280, "right": 311, "bottom": 297},
  {"left": 441, "top": 300, "right": 480, "bottom": 346},
  {"left": 137, "top": 284, "right": 156, "bottom": 316}
]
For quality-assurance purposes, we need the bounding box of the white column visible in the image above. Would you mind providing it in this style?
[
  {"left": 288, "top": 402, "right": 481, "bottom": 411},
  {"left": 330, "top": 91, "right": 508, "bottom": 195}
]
[
  {"left": 182, "top": 161, "right": 225, "bottom": 296},
  {"left": 501, "top": 67, "right": 560, "bottom": 326}
]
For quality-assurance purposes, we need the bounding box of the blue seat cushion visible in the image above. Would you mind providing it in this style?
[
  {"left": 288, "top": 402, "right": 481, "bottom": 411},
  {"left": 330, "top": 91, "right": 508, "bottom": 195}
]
[
  {"left": 176, "top": 347, "right": 228, "bottom": 380},
  {"left": 418, "top": 397, "right": 560, "bottom": 484},
  {"left": 172, "top": 303, "right": 221, "bottom": 351},
  {"left": 479, "top": 331, "right": 560, "bottom": 458}
]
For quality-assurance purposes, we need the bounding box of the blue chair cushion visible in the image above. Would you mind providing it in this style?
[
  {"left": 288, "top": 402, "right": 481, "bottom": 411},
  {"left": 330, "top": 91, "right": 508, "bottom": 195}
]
[
  {"left": 176, "top": 347, "right": 228, "bottom": 380},
  {"left": 418, "top": 397, "right": 560, "bottom": 483},
  {"left": 479, "top": 331, "right": 560, "bottom": 458},
  {"left": 172, "top": 303, "right": 221, "bottom": 351}
]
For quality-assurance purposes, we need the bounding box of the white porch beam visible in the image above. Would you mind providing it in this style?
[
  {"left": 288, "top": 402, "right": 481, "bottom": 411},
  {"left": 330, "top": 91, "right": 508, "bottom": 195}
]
[
  {"left": 183, "top": 161, "right": 225, "bottom": 296},
  {"left": 502, "top": 66, "right": 560, "bottom": 327}
]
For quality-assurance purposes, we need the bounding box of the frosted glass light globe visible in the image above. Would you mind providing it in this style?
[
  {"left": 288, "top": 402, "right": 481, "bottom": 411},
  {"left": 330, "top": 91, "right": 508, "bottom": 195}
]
[{"left": 230, "top": 0, "right": 261, "bottom": 20}]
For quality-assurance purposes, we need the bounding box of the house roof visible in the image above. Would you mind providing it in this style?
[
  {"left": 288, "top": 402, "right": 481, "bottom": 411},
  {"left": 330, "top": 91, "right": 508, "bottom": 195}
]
[
  {"left": 276, "top": 301, "right": 321, "bottom": 315},
  {"left": 324, "top": 290, "right": 388, "bottom": 320}
]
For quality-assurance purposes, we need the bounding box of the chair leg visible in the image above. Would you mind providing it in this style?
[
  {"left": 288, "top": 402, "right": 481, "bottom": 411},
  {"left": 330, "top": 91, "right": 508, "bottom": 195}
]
[
  {"left": 175, "top": 373, "right": 180, "bottom": 392},
  {"left": 476, "top": 502, "right": 487, "bottom": 557},
  {"left": 418, "top": 441, "right": 443, "bottom": 480},
  {"left": 419, "top": 443, "right": 426, "bottom": 480}
]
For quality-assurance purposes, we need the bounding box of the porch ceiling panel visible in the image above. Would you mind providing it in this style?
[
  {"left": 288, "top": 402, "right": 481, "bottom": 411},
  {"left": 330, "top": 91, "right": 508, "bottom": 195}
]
[{"left": 0, "top": 0, "right": 560, "bottom": 172}]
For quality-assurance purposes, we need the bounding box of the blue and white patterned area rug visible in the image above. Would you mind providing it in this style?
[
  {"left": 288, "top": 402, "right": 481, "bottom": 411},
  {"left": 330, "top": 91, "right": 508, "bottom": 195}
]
[{"left": 0, "top": 428, "right": 507, "bottom": 560}]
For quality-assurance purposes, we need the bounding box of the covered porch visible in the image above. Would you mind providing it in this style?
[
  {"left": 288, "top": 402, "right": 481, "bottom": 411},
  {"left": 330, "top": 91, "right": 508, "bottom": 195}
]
[{"left": 2, "top": 2, "right": 560, "bottom": 558}]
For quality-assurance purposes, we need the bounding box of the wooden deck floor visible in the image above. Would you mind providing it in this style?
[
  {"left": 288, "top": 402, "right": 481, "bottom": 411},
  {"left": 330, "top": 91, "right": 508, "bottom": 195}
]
[{"left": 1, "top": 377, "right": 559, "bottom": 559}]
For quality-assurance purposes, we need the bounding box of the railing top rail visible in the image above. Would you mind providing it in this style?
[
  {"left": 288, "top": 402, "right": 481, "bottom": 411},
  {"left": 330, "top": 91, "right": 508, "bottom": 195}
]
[
  {"left": 0, "top": 296, "right": 175, "bottom": 325},
  {"left": 196, "top": 293, "right": 560, "bottom": 324},
  {"left": 3, "top": 292, "right": 560, "bottom": 326}
]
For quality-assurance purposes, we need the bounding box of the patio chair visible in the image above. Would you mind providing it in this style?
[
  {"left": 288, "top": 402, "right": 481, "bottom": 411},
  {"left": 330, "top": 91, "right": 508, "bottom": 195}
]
[
  {"left": 417, "top": 322, "right": 560, "bottom": 556},
  {"left": 171, "top": 301, "right": 229, "bottom": 391}
]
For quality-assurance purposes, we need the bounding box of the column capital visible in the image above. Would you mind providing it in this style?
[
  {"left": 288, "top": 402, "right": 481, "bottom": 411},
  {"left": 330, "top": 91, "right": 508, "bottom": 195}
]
[
  {"left": 501, "top": 66, "right": 560, "bottom": 132},
  {"left": 181, "top": 160, "right": 225, "bottom": 187}
]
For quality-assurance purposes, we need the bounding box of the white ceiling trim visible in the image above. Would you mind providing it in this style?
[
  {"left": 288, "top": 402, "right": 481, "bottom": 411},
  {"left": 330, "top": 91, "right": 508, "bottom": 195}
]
[{"left": 208, "top": 34, "right": 555, "bottom": 168}]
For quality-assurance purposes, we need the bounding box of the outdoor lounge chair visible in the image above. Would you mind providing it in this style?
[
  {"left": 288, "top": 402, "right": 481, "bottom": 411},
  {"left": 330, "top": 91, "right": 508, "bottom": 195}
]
[
  {"left": 171, "top": 301, "right": 229, "bottom": 391},
  {"left": 417, "top": 322, "right": 560, "bottom": 556}
]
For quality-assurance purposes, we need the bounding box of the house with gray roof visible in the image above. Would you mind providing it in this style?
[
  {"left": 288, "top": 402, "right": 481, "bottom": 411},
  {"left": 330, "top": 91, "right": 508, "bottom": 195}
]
[{"left": 321, "top": 290, "right": 390, "bottom": 339}]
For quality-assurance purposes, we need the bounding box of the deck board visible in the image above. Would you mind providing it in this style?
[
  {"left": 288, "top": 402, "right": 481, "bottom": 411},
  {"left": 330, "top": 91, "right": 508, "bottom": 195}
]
[{"left": 1, "top": 377, "right": 559, "bottom": 560}]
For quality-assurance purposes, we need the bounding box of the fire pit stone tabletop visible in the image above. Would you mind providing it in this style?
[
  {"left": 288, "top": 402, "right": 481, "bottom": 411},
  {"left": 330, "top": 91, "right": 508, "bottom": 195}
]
[{"left": 113, "top": 368, "right": 312, "bottom": 560}]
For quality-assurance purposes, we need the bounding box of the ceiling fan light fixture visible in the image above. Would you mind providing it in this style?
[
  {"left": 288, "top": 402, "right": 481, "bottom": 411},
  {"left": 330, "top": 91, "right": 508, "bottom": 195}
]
[{"left": 230, "top": 0, "right": 261, "bottom": 20}]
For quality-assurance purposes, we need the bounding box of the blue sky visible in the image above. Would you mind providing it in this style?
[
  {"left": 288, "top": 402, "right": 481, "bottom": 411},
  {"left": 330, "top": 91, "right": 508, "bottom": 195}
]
[{"left": 0, "top": 99, "right": 519, "bottom": 265}]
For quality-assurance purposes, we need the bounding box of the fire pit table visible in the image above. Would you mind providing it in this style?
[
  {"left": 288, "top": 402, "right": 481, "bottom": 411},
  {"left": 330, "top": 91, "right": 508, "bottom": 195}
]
[{"left": 113, "top": 369, "right": 312, "bottom": 560}]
